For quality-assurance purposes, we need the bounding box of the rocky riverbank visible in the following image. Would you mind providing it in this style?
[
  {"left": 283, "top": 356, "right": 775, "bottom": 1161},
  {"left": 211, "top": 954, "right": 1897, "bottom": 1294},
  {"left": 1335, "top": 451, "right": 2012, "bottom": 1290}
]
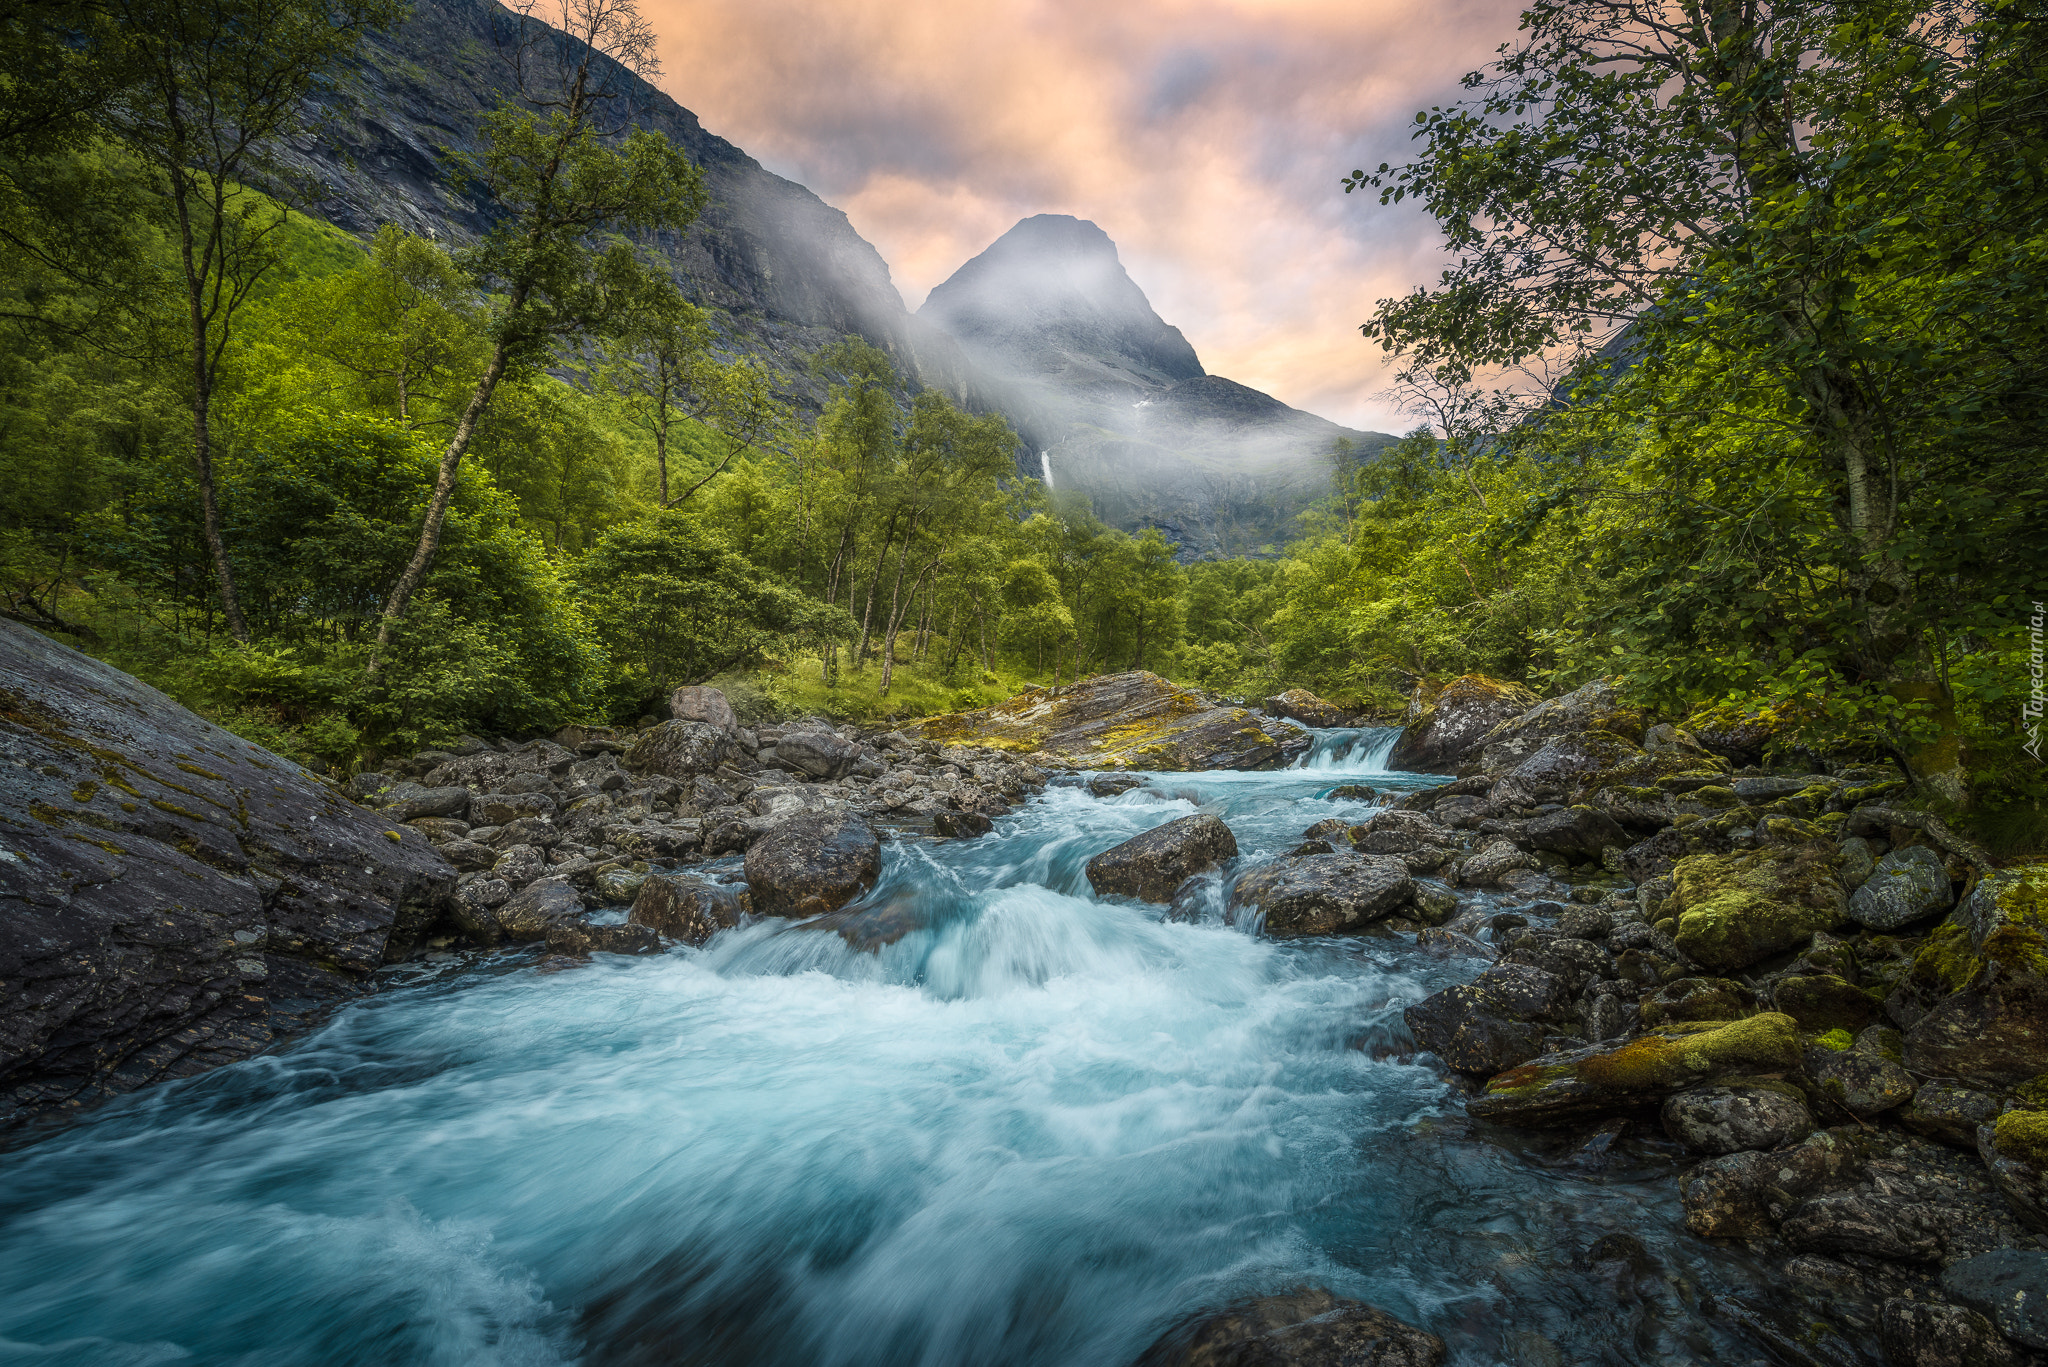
[{"left": 1262, "top": 672, "right": 2048, "bottom": 1365}]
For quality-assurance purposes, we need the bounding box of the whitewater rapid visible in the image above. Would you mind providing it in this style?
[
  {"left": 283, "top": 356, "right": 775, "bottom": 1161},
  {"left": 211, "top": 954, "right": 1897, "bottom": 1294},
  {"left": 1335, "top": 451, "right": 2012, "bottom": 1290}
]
[{"left": 0, "top": 736, "right": 1776, "bottom": 1366}]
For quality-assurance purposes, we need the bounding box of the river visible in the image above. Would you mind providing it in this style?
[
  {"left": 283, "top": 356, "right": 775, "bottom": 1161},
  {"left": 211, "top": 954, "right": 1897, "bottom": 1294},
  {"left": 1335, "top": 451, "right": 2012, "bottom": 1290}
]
[{"left": 0, "top": 729, "right": 1794, "bottom": 1366}]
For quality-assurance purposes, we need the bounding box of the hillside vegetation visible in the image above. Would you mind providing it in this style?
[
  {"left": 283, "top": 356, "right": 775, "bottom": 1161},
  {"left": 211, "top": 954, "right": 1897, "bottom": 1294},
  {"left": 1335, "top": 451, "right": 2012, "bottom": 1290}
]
[{"left": 0, "top": 0, "right": 2040, "bottom": 856}]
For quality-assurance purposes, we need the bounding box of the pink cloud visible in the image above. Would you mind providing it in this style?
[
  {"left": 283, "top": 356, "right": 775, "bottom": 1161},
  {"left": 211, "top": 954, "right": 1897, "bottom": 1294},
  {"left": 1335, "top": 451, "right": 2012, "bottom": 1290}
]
[{"left": 641, "top": 0, "right": 1526, "bottom": 431}]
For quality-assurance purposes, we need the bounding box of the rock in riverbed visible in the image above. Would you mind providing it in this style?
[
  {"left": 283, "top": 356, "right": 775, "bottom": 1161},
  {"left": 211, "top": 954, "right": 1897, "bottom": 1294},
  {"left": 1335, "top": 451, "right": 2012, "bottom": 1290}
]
[
  {"left": 742, "top": 810, "right": 882, "bottom": 917},
  {"left": 1133, "top": 1286, "right": 1444, "bottom": 1367},
  {"left": 1229, "top": 854, "right": 1413, "bottom": 935},
  {"left": 1086, "top": 814, "right": 1239, "bottom": 903}
]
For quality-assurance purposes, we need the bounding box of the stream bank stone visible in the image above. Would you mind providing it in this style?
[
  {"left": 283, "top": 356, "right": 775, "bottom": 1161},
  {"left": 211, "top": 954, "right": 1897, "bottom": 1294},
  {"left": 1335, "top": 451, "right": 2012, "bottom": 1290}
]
[
  {"left": 1404, "top": 963, "right": 1569, "bottom": 1075},
  {"left": 1847, "top": 845, "right": 1952, "bottom": 929},
  {"left": 1085, "top": 815, "right": 1238, "bottom": 903},
  {"left": 1132, "top": 1286, "right": 1444, "bottom": 1367},
  {"left": 1229, "top": 854, "right": 1413, "bottom": 936},
  {"left": 1942, "top": 1250, "right": 2048, "bottom": 1350},
  {"left": 0, "top": 617, "right": 454, "bottom": 1123},
  {"left": 742, "top": 810, "right": 882, "bottom": 918}
]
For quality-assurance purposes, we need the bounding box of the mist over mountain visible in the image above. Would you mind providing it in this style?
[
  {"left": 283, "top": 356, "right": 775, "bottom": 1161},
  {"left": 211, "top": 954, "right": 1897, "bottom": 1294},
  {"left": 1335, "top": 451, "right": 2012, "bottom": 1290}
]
[
  {"left": 287, "top": 0, "right": 1388, "bottom": 558},
  {"left": 922, "top": 216, "right": 1395, "bottom": 558}
]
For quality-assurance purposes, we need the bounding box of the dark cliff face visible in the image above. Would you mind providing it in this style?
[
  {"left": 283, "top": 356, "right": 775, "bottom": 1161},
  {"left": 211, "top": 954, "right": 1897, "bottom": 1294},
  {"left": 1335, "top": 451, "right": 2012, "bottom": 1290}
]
[
  {"left": 919, "top": 217, "right": 1395, "bottom": 558},
  {"left": 0, "top": 620, "right": 454, "bottom": 1126},
  {"left": 281, "top": 0, "right": 981, "bottom": 410}
]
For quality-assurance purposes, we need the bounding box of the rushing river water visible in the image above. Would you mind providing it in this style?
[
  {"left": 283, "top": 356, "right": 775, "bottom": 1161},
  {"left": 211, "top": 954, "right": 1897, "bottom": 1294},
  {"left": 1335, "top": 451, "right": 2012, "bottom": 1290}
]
[{"left": 1, "top": 729, "right": 1810, "bottom": 1366}]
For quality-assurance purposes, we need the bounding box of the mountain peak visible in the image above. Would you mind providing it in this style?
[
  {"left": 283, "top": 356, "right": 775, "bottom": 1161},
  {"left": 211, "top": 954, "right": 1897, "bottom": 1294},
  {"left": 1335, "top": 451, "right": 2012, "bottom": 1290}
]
[{"left": 919, "top": 216, "right": 1204, "bottom": 387}]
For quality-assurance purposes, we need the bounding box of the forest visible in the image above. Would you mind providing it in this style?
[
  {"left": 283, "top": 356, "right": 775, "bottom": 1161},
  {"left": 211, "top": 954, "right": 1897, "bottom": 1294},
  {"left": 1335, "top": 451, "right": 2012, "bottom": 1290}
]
[{"left": 0, "top": 0, "right": 2041, "bottom": 854}]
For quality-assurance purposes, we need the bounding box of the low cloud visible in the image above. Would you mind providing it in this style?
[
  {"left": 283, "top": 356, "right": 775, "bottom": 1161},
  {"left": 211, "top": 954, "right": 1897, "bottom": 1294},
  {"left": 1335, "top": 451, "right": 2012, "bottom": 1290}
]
[{"left": 642, "top": 0, "right": 1525, "bottom": 432}]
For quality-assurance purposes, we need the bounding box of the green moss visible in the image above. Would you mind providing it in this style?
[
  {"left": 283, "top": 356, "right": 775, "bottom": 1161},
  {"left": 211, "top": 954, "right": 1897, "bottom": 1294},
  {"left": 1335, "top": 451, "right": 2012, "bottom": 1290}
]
[
  {"left": 70, "top": 780, "right": 98, "bottom": 803},
  {"left": 1489, "top": 1012, "right": 1802, "bottom": 1100},
  {"left": 1773, "top": 974, "right": 1881, "bottom": 1033},
  {"left": 2014, "top": 1075, "right": 2048, "bottom": 1108},
  {"left": 176, "top": 762, "right": 226, "bottom": 781},
  {"left": 384, "top": 830, "right": 403, "bottom": 843},
  {"left": 148, "top": 799, "right": 207, "bottom": 821},
  {"left": 1669, "top": 845, "right": 1848, "bottom": 971},
  {"left": 1993, "top": 1110, "right": 2048, "bottom": 1169},
  {"left": 1817, "top": 1028, "right": 1854, "bottom": 1051}
]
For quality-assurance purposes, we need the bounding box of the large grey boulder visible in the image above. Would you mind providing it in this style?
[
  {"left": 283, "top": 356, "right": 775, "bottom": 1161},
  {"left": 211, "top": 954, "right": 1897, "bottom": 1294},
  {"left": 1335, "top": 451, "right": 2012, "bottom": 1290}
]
[
  {"left": 1229, "top": 853, "right": 1413, "bottom": 936},
  {"left": 1085, "top": 814, "right": 1239, "bottom": 903},
  {"left": 1846, "top": 845, "right": 1952, "bottom": 929},
  {"left": 743, "top": 810, "right": 882, "bottom": 917},
  {"left": 1523, "top": 805, "right": 1628, "bottom": 860},
  {"left": 1132, "top": 1286, "right": 1444, "bottom": 1367},
  {"left": 1387, "top": 674, "right": 1539, "bottom": 773},
  {"left": 629, "top": 874, "right": 750, "bottom": 944},
  {"left": 669, "top": 685, "right": 738, "bottom": 735},
  {"left": 0, "top": 618, "right": 453, "bottom": 1123},
  {"left": 774, "top": 727, "right": 858, "bottom": 781},
  {"left": 624, "top": 720, "right": 737, "bottom": 780}
]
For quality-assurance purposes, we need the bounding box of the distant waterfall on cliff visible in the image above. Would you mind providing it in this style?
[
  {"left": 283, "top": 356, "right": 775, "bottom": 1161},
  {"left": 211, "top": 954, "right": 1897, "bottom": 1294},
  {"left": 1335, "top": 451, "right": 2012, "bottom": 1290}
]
[{"left": 1039, "top": 451, "right": 1055, "bottom": 491}]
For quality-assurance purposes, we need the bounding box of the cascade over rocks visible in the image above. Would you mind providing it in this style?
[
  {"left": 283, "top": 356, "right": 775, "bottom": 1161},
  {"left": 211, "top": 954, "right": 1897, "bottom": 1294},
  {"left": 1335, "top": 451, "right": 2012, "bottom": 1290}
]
[
  {"left": 912, "top": 671, "right": 1308, "bottom": 771},
  {"left": 1085, "top": 814, "right": 1238, "bottom": 903},
  {"left": 0, "top": 619, "right": 454, "bottom": 1123}
]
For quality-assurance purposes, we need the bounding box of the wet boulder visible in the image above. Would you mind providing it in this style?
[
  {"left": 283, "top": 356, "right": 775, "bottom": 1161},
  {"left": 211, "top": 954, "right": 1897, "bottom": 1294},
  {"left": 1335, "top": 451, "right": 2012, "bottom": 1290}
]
[
  {"left": 1943, "top": 1250, "right": 2048, "bottom": 1350},
  {"left": 494, "top": 876, "right": 584, "bottom": 941},
  {"left": 1770, "top": 973, "right": 1882, "bottom": 1034},
  {"left": 1346, "top": 809, "right": 1450, "bottom": 854},
  {"left": 1677, "top": 1127, "right": 1867, "bottom": 1238},
  {"left": 1663, "top": 844, "right": 1847, "bottom": 972},
  {"left": 1808, "top": 1043, "right": 1915, "bottom": 1119},
  {"left": 623, "top": 720, "right": 736, "bottom": 780},
  {"left": 1132, "top": 1286, "right": 1444, "bottom": 1367},
  {"left": 1661, "top": 1081, "right": 1814, "bottom": 1154},
  {"left": 1403, "top": 963, "right": 1570, "bottom": 1075},
  {"left": 545, "top": 920, "right": 662, "bottom": 957},
  {"left": 742, "top": 810, "right": 883, "bottom": 918},
  {"left": 629, "top": 874, "right": 750, "bottom": 945},
  {"left": 1846, "top": 845, "right": 1952, "bottom": 930},
  {"left": 933, "top": 810, "right": 994, "bottom": 839},
  {"left": 1086, "top": 815, "right": 1239, "bottom": 903},
  {"left": 1779, "top": 1191, "right": 1946, "bottom": 1263},
  {"left": 1879, "top": 1300, "right": 2022, "bottom": 1367},
  {"left": 1468, "top": 1012, "right": 1803, "bottom": 1128},
  {"left": 1388, "top": 674, "right": 1540, "bottom": 773},
  {"left": 1229, "top": 853, "right": 1413, "bottom": 936},
  {"left": 1457, "top": 839, "right": 1537, "bottom": 887}
]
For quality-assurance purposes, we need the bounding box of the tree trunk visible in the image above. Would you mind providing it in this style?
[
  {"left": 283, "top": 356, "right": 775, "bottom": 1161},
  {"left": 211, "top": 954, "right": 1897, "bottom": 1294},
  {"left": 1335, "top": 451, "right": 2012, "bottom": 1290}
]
[
  {"left": 173, "top": 179, "right": 250, "bottom": 643},
  {"left": 369, "top": 330, "right": 515, "bottom": 673}
]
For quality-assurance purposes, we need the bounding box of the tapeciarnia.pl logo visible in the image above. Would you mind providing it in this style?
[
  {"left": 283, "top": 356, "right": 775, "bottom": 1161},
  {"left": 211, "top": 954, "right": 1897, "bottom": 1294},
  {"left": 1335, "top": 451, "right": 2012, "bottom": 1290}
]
[{"left": 2027, "top": 601, "right": 2045, "bottom": 761}]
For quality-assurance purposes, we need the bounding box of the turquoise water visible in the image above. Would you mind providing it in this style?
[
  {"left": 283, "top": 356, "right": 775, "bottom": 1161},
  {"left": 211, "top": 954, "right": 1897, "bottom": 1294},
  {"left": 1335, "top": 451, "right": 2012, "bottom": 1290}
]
[{"left": 0, "top": 734, "right": 1795, "bottom": 1366}]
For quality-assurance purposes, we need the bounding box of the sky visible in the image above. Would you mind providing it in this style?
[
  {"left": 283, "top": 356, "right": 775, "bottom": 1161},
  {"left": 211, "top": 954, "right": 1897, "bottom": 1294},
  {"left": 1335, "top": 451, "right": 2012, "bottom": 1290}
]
[{"left": 637, "top": 0, "right": 1528, "bottom": 434}]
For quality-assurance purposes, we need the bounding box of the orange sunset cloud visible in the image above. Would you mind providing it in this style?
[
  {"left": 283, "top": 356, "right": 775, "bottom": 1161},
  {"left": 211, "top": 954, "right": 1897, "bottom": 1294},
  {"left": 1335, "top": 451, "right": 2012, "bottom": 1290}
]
[{"left": 637, "top": 0, "right": 1527, "bottom": 432}]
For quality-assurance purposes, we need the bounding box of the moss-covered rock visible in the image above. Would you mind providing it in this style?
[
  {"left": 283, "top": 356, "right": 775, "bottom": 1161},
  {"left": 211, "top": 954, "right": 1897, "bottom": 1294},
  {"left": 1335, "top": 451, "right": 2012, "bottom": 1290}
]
[
  {"left": 1900, "top": 872, "right": 2048, "bottom": 1088},
  {"left": 1387, "top": 673, "right": 1539, "bottom": 773},
  {"left": 1980, "top": 1117, "right": 2048, "bottom": 1232},
  {"left": 1467, "top": 1012, "right": 1803, "bottom": 1128},
  {"left": 1771, "top": 974, "right": 1883, "bottom": 1034},
  {"left": 1665, "top": 845, "right": 1847, "bottom": 972},
  {"left": 910, "top": 671, "right": 1309, "bottom": 771}
]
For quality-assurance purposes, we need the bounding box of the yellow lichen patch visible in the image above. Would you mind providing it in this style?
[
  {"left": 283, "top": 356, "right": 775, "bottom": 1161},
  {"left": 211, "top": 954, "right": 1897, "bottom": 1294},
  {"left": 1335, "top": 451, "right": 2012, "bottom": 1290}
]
[
  {"left": 176, "top": 762, "right": 226, "bottom": 781},
  {"left": 384, "top": 830, "right": 404, "bottom": 843},
  {"left": 148, "top": 799, "right": 207, "bottom": 822},
  {"left": 1993, "top": 1110, "right": 2048, "bottom": 1169},
  {"left": 71, "top": 780, "right": 99, "bottom": 803}
]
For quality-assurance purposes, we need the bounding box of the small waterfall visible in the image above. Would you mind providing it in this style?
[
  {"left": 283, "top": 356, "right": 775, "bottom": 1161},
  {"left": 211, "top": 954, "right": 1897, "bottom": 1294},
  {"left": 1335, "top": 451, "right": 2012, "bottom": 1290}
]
[
  {"left": 1288, "top": 725, "right": 1403, "bottom": 774},
  {"left": 1039, "top": 451, "right": 1055, "bottom": 490}
]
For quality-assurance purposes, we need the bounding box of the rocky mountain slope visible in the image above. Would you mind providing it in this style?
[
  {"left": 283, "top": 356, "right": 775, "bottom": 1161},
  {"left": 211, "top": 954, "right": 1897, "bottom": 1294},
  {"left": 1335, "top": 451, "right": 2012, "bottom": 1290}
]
[
  {"left": 921, "top": 216, "right": 1398, "bottom": 558},
  {"left": 286, "top": 0, "right": 1391, "bottom": 556}
]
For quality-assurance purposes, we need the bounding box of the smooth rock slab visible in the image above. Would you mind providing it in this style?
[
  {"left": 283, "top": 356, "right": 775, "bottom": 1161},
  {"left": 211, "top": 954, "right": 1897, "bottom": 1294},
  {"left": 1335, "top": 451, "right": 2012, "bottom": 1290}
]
[
  {"left": 1847, "top": 845, "right": 1952, "bottom": 929},
  {"left": 1942, "top": 1250, "right": 2048, "bottom": 1350},
  {"left": 1229, "top": 853, "right": 1412, "bottom": 936},
  {"left": 1086, "top": 814, "right": 1239, "bottom": 903},
  {"left": 743, "top": 810, "right": 882, "bottom": 918},
  {"left": 1132, "top": 1286, "right": 1444, "bottom": 1367},
  {"left": 0, "top": 618, "right": 453, "bottom": 1121}
]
